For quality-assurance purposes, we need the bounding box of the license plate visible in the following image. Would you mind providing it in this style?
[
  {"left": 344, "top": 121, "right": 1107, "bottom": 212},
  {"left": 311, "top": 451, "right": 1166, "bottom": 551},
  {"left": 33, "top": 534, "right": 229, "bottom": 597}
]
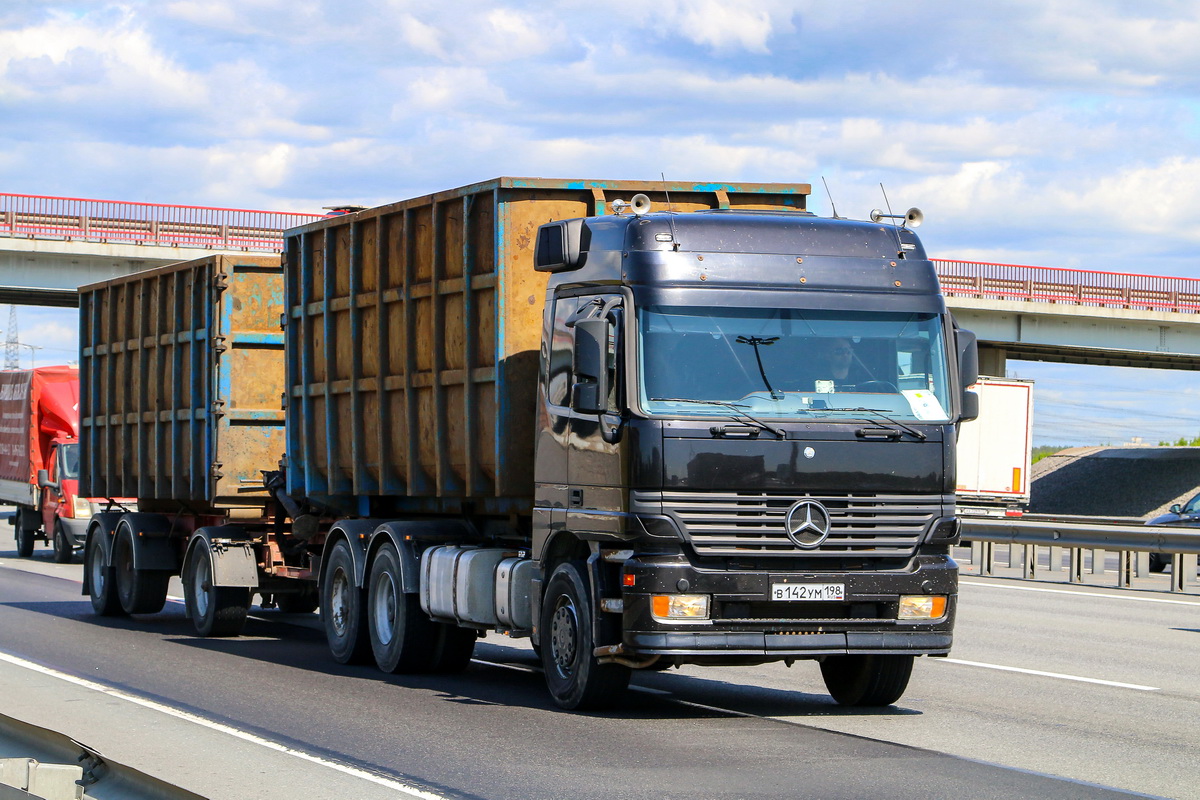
[{"left": 771, "top": 583, "right": 845, "bottom": 601}]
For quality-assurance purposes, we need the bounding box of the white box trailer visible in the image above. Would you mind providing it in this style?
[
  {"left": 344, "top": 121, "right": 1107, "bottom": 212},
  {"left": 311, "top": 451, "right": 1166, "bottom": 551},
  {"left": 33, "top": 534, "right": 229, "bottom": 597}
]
[{"left": 956, "top": 377, "right": 1033, "bottom": 514}]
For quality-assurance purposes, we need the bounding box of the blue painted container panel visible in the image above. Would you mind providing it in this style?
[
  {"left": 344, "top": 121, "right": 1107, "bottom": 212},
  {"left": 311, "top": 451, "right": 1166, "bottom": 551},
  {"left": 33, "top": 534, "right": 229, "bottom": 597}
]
[{"left": 79, "top": 255, "right": 285, "bottom": 511}]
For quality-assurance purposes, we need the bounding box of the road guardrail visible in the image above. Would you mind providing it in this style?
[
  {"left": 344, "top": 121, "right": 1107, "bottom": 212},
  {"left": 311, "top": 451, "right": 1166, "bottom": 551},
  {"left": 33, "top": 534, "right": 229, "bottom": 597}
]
[{"left": 958, "top": 514, "right": 1200, "bottom": 593}]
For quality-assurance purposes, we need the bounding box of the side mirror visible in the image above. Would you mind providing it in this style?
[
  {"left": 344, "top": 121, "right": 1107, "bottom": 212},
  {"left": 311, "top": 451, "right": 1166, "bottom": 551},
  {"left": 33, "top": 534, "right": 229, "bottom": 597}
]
[
  {"left": 572, "top": 317, "right": 610, "bottom": 415},
  {"left": 1171, "top": 504, "right": 1182, "bottom": 515},
  {"left": 37, "top": 469, "right": 59, "bottom": 492},
  {"left": 956, "top": 328, "right": 979, "bottom": 421}
]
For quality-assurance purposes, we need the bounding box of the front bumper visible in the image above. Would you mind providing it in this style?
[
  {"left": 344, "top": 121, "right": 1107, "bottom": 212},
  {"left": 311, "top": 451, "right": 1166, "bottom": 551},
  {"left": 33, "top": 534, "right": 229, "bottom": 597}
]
[
  {"left": 620, "top": 553, "right": 956, "bottom": 658},
  {"left": 59, "top": 517, "right": 90, "bottom": 547}
]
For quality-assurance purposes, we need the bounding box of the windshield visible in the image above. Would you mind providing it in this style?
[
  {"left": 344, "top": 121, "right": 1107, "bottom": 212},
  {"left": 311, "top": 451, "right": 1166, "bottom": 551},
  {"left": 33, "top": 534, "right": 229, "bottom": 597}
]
[
  {"left": 638, "top": 305, "right": 952, "bottom": 422},
  {"left": 57, "top": 443, "right": 79, "bottom": 480}
]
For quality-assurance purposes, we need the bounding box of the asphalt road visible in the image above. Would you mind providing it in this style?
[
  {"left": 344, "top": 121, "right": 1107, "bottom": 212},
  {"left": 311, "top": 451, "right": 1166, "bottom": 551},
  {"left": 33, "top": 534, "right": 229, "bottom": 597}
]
[{"left": 1, "top": 540, "right": 1197, "bottom": 800}]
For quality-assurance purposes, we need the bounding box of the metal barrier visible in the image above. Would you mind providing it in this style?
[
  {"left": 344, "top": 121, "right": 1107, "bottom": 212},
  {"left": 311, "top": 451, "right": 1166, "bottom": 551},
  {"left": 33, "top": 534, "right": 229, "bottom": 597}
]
[
  {"left": 933, "top": 258, "right": 1200, "bottom": 314},
  {"left": 958, "top": 515, "right": 1200, "bottom": 593},
  {"left": 0, "top": 193, "right": 324, "bottom": 252}
]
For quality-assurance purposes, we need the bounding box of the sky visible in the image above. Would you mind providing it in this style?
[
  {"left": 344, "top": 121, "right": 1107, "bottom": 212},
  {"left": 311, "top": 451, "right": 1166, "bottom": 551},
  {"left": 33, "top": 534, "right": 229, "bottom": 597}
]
[{"left": 3, "top": 0, "right": 1200, "bottom": 447}]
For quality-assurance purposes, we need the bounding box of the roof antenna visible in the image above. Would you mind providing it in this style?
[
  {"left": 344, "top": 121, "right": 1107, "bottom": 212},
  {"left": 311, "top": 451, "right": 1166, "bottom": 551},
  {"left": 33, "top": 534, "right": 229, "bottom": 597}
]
[
  {"left": 875, "top": 182, "right": 906, "bottom": 257},
  {"left": 821, "top": 176, "right": 840, "bottom": 219},
  {"left": 661, "top": 172, "right": 680, "bottom": 250}
]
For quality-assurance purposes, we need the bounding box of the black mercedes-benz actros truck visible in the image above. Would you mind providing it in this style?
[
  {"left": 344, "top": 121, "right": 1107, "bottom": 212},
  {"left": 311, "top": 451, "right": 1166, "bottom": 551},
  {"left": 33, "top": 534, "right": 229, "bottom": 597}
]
[{"left": 526, "top": 197, "right": 978, "bottom": 708}]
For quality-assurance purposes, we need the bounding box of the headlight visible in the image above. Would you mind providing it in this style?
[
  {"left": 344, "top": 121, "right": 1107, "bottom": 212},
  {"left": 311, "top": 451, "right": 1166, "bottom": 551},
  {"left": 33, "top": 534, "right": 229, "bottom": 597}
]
[
  {"left": 898, "top": 595, "right": 947, "bottom": 620},
  {"left": 651, "top": 594, "right": 710, "bottom": 620},
  {"left": 71, "top": 496, "right": 93, "bottom": 519}
]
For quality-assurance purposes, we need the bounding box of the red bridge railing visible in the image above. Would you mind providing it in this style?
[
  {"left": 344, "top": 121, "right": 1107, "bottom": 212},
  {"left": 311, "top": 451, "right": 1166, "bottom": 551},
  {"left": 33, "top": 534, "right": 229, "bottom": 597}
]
[
  {"left": 934, "top": 259, "right": 1200, "bottom": 314},
  {"left": 0, "top": 193, "right": 325, "bottom": 252},
  {"left": 4, "top": 194, "right": 1199, "bottom": 309}
]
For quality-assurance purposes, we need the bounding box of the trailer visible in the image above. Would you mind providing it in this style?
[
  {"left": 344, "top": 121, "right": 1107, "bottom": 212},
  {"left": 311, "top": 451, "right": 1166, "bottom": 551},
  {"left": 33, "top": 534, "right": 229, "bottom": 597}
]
[
  {"left": 955, "top": 377, "right": 1034, "bottom": 516},
  {"left": 81, "top": 177, "right": 979, "bottom": 710}
]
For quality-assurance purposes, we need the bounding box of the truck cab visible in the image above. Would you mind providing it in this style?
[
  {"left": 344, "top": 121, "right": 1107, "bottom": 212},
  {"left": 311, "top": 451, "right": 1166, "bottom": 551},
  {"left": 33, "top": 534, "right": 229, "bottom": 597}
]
[
  {"left": 38, "top": 439, "right": 99, "bottom": 562},
  {"left": 530, "top": 203, "right": 978, "bottom": 707}
]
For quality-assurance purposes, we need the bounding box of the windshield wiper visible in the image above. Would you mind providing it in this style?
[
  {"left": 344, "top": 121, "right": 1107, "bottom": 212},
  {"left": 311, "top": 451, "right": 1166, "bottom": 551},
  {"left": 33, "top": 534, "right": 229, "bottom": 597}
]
[
  {"left": 821, "top": 407, "right": 927, "bottom": 441},
  {"left": 649, "top": 398, "right": 787, "bottom": 439}
]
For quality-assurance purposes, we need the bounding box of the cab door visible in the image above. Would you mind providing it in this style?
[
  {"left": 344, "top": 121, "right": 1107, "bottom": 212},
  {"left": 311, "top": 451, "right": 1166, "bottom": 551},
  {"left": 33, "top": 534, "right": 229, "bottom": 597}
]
[
  {"left": 565, "top": 293, "right": 627, "bottom": 536},
  {"left": 41, "top": 444, "right": 62, "bottom": 531}
]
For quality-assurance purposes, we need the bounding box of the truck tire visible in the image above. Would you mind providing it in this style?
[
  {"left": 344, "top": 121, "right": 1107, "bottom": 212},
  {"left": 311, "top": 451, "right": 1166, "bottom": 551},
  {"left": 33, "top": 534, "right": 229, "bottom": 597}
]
[
  {"left": 183, "top": 539, "right": 250, "bottom": 637},
  {"left": 367, "top": 542, "right": 441, "bottom": 673},
  {"left": 113, "top": 528, "right": 170, "bottom": 615},
  {"left": 540, "top": 560, "right": 630, "bottom": 710},
  {"left": 15, "top": 509, "right": 35, "bottom": 558},
  {"left": 51, "top": 522, "right": 73, "bottom": 564},
  {"left": 820, "top": 654, "right": 914, "bottom": 707},
  {"left": 322, "top": 538, "right": 371, "bottom": 664},
  {"left": 86, "top": 534, "right": 127, "bottom": 617}
]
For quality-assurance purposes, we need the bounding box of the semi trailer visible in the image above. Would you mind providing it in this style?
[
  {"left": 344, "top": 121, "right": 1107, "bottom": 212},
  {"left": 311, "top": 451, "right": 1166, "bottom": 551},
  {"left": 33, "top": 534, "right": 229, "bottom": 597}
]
[
  {"left": 79, "top": 177, "right": 979, "bottom": 710},
  {"left": 955, "top": 376, "right": 1034, "bottom": 516}
]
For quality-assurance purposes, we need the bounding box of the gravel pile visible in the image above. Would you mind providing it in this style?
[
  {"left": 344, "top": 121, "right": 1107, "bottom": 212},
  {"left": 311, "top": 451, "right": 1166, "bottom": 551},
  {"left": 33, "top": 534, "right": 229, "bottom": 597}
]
[{"left": 1030, "top": 447, "right": 1200, "bottom": 518}]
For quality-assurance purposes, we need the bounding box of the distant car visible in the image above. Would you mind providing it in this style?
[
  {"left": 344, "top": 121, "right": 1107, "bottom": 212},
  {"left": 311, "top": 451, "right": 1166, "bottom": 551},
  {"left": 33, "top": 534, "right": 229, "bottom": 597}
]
[{"left": 1144, "top": 492, "right": 1200, "bottom": 572}]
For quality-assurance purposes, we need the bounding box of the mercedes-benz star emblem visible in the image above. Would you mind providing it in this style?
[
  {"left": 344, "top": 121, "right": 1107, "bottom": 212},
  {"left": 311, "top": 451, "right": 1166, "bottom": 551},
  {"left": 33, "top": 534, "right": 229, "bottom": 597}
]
[{"left": 784, "top": 499, "right": 832, "bottom": 548}]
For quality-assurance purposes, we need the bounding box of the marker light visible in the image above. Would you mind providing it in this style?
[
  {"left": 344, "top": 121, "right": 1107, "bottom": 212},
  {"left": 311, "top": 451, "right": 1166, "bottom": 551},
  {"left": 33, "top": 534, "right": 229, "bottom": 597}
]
[
  {"left": 898, "top": 595, "right": 947, "bottom": 620},
  {"left": 651, "top": 594, "right": 710, "bottom": 620}
]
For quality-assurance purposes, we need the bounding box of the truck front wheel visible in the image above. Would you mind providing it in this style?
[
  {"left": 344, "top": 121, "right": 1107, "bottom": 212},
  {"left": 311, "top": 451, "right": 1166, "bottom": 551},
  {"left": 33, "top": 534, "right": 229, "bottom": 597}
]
[
  {"left": 86, "top": 534, "right": 126, "bottom": 617},
  {"left": 820, "top": 654, "right": 914, "bottom": 707},
  {"left": 322, "top": 538, "right": 371, "bottom": 664},
  {"left": 540, "top": 560, "right": 630, "bottom": 710},
  {"left": 113, "top": 528, "right": 170, "bottom": 615},
  {"left": 51, "top": 522, "right": 73, "bottom": 564},
  {"left": 184, "top": 539, "right": 250, "bottom": 637}
]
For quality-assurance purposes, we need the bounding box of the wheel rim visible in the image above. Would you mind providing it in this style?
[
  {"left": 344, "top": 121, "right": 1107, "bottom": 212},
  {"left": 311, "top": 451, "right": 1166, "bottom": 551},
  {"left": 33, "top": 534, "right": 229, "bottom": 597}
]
[
  {"left": 372, "top": 571, "right": 397, "bottom": 646},
  {"left": 330, "top": 567, "right": 351, "bottom": 638},
  {"left": 91, "top": 542, "right": 106, "bottom": 594},
  {"left": 192, "top": 553, "right": 212, "bottom": 618},
  {"left": 549, "top": 594, "right": 580, "bottom": 678}
]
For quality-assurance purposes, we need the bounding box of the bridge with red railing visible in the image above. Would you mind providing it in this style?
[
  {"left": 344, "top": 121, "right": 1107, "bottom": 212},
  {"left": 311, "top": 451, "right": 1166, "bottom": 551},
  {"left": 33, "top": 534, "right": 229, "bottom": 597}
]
[{"left": 2, "top": 191, "right": 1200, "bottom": 371}]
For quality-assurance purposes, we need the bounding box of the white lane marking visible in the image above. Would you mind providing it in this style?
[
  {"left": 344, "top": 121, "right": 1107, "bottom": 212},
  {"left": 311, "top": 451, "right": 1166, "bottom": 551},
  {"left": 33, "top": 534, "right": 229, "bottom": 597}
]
[
  {"left": 937, "top": 658, "right": 1159, "bottom": 691},
  {"left": 960, "top": 579, "right": 1200, "bottom": 607},
  {"left": 0, "top": 650, "right": 451, "bottom": 800}
]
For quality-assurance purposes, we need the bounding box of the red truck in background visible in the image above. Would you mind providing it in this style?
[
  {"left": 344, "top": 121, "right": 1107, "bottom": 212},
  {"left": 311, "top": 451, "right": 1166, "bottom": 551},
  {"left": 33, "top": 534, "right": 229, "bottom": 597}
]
[{"left": 0, "top": 366, "right": 111, "bottom": 562}]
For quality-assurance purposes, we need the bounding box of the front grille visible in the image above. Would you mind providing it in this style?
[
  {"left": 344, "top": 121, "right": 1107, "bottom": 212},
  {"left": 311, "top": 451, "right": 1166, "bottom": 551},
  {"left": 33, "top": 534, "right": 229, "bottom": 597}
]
[{"left": 645, "top": 490, "right": 946, "bottom": 559}]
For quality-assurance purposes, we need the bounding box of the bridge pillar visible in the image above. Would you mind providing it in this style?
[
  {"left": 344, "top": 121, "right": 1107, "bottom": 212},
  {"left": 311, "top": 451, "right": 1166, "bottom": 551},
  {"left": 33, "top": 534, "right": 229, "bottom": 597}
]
[{"left": 978, "top": 345, "right": 1007, "bottom": 378}]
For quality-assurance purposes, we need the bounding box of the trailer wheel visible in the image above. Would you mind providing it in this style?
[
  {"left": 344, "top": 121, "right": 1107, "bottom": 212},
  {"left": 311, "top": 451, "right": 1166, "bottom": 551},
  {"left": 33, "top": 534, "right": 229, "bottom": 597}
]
[
  {"left": 113, "top": 528, "right": 170, "bottom": 615},
  {"left": 51, "top": 522, "right": 73, "bottom": 564},
  {"left": 86, "top": 533, "right": 126, "bottom": 616},
  {"left": 540, "top": 560, "right": 630, "bottom": 710},
  {"left": 367, "top": 542, "right": 441, "bottom": 673},
  {"left": 322, "top": 538, "right": 371, "bottom": 664},
  {"left": 183, "top": 539, "right": 250, "bottom": 637},
  {"left": 820, "top": 654, "right": 914, "bottom": 707},
  {"left": 15, "top": 509, "right": 36, "bottom": 558}
]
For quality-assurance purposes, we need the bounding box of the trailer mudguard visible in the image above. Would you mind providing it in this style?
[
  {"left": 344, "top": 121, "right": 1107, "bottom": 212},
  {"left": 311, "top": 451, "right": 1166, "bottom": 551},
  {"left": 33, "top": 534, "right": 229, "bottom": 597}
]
[
  {"left": 115, "top": 513, "right": 179, "bottom": 572},
  {"left": 184, "top": 526, "right": 258, "bottom": 588},
  {"left": 81, "top": 511, "right": 123, "bottom": 595}
]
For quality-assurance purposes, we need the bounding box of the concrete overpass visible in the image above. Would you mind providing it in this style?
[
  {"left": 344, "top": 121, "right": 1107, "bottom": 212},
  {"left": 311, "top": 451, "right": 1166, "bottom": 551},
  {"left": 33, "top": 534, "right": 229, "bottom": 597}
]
[
  {"left": 3, "top": 191, "right": 1200, "bottom": 375},
  {"left": 0, "top": 192, "right": 323, "bottom": 306},
  {"left": 936, "top": 259, "right": 1200, "bottom": 374}
]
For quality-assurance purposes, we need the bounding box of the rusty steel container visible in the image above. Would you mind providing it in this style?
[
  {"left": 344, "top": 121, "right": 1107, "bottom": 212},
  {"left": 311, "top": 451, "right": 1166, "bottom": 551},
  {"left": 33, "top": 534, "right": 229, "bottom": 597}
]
[
  {"left": 79, "top": 255, "right": 285, "bottom": 512},
  {"left": 283, "top": 177, "right": 810, "bottom": 515}
]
